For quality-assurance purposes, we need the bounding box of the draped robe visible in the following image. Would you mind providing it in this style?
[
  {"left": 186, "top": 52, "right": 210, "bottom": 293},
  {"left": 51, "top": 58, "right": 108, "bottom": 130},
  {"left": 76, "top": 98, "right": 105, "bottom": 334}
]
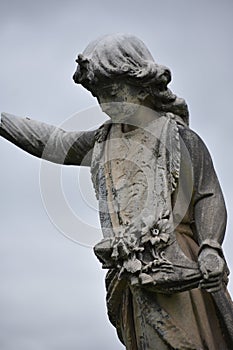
[{"left": 0, "top": 112, "right": 232, "bottom": 349}]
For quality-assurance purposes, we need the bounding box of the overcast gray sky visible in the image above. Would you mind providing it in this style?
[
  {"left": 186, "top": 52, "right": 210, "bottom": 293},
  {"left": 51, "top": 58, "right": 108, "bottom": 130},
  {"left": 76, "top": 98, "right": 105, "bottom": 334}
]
[{"left": 0, "top": 0, "right": 233, "bottom": 349}]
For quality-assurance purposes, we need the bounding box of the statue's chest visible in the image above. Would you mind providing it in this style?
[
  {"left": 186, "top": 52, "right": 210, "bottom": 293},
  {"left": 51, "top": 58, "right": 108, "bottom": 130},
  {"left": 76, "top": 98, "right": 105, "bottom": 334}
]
[{"left": 104, "top": 125, "right": 159, "bottom": 226}]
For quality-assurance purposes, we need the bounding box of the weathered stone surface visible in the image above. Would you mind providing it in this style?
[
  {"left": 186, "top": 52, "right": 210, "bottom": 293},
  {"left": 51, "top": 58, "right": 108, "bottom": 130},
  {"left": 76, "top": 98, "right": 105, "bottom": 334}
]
[{"left": 1, "top": 33, "right": 233, "bottom": 349}]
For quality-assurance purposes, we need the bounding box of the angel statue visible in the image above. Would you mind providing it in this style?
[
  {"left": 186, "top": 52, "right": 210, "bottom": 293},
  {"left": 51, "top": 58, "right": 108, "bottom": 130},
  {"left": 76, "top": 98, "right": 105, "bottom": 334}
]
[{"left": 1, "top": 34, "right": 233, "bottom": 349}]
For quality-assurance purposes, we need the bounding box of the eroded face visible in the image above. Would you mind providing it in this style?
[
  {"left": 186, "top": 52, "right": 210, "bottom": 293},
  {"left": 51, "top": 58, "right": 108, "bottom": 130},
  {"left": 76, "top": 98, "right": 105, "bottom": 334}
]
[{"left": 96, "top": 82, "right": 145, "bottom": 122}]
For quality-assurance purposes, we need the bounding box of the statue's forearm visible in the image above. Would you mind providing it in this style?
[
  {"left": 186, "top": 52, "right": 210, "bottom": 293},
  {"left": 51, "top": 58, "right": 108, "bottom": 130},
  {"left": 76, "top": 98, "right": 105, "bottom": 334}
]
[
  {"left": 0, "top": 112, "right": 95, "bottom": 165},
  {"left": 194, "top": 191, "right": 227, "bottom": 252},
  {"left": 0, "top": 112, "right": 57, "bottom": 159}
]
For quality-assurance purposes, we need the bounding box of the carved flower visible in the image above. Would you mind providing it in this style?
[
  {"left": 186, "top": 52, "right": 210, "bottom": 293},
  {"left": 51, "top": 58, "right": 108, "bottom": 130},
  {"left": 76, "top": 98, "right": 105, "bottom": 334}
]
[
  {"left": 140, "top": 214, "right": 171, "bottom": 247},
  {"left": 141, "top": 230, "right": 169, "bottom": 246}
]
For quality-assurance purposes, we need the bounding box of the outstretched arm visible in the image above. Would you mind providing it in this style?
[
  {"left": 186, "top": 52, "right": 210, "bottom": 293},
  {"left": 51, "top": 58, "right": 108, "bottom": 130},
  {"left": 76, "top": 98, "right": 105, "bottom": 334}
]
[{"left": 0, "top": 113, "right": 96, "bottom": 166}]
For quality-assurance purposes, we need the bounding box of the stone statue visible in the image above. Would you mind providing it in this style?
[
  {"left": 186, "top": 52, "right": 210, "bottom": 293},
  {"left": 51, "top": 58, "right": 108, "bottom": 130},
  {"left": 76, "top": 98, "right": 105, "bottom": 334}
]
[{"left": 1, "top": 34, "right": 233, "bottom": 349}]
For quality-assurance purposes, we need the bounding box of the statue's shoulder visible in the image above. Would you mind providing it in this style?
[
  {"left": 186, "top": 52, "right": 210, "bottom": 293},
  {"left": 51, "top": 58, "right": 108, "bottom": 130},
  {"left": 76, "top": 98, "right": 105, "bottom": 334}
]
[
  {"left": 178, "top": 124, "right": 207, "bottom": 148},
  {"left": 178, "top": 124, "right": 212, "bottom": 163}
]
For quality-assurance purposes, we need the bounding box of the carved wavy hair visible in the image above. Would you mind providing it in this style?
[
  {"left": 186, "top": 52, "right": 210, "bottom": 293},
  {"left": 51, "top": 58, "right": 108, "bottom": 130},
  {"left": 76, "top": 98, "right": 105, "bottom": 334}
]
[{"left": 73, "top": 34, "right": 189, "bottom": 125}]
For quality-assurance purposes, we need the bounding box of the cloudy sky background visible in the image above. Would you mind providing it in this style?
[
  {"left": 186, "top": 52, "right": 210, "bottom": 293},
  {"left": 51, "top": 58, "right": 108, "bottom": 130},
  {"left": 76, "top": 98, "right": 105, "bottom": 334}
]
[{"left": 0, "top": 0, "right": 233, "bottom": 349}]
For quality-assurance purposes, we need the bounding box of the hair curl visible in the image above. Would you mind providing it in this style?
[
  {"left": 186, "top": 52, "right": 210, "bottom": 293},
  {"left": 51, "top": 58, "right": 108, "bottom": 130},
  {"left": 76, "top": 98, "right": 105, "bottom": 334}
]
[{"left": 73, "top": 34, "right": 189, "bottom": 125}]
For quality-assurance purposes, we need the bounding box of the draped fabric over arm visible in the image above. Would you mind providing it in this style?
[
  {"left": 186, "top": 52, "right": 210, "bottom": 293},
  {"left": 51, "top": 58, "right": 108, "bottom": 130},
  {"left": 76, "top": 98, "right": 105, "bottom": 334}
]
[
  {"left": 0, "top": 113, "right": 96, "bottom": 166},
  {"left": 179, "top": 126, "right": 227, "bottom": 252}
]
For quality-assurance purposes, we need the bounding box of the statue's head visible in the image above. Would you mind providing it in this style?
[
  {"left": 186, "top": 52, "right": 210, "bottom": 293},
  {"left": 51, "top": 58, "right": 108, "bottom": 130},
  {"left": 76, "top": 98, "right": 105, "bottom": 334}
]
[{"left": 73, "top": 34, "right": 189, "bottom": 124}]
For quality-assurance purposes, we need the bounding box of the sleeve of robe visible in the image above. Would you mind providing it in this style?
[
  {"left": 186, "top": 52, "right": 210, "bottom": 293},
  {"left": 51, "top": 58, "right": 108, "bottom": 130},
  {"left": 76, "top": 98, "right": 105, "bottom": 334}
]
[
  {"left": 0, "top": 112, "right": 96, "bottom": 166},
  {"left": 179, "top": 125, "right": 227, "bottom": 253}
]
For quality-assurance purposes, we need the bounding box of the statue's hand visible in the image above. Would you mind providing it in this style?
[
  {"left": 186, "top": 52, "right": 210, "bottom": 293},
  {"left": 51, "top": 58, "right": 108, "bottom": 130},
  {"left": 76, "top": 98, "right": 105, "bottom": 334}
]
[{"left": 198, "top": 247, "right": 225, "bottom": 293}]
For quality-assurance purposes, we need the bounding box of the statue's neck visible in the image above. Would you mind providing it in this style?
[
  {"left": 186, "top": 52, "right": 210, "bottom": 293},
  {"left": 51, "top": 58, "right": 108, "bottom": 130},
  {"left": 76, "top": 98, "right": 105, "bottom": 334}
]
[{"left": 120, "top": 108, "right": 161, "bottom": 133}]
